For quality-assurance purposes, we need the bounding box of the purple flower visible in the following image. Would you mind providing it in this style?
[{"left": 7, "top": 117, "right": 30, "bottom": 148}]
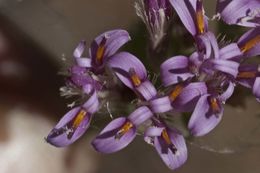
[
  {"left": 144, "top": 122, "right": 187, "bottom": 170},
  {"left": 46, "top": 91, "right": 99, "bottom": 147},
  {"left": 108, "top": 52, "right": 157, "bottom": 101},
  {"left": 136, "top": 0, "right": 173, "bottom": 48},
  {"left": 169, "top": 0, "right": 208, "bottom": 36},
  {"left": 92, "top": 106, "right": 153, "bottom": 153},
  {"left": 73, "top": 29, "right": 131, "bottom": 73},
  {"left": 217, "top": 0, "right": 260, "bottom": 27}
]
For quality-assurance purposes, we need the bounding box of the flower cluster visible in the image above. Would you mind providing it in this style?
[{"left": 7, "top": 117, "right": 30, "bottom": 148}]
[{"left": 46, "top": 0, "right": 260, "bottom": 170}]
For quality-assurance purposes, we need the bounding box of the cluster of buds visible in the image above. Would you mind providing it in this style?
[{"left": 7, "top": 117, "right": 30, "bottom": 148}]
[{"left": 46, "top": 0, "right": 260, "bottom": 170}]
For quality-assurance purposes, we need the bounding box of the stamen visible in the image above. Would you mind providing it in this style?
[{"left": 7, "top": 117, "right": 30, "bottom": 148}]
[
  {"left": 196, "top": 0, "right": 205, "bottom": 34},
  {"left": 129, "top": 68, "right": 142, "bottom": 87},
  {"left": 237, "top": 71, "right": 257, "bottom": 79},
  {"left": 67, "top": 109, "right": 88, "bottom": 139},
  {"left": 210, "top": 98, "right": 221, "bottom": 114},
  {"left": 162, "top": 129, "right": 171, "bottom": 145},
  {"left": 169, "top": 84, "right": 184, "bottom": 101},
  {"left": 115, "top": 121, "right": 133, "bottom": 139},
  {"left": 161, "top": 129, "right": 177, "bottom": 154},
  {"left": 240, "top": 35, "right": 260, "bottom": 53},
  {"left": 96, "top": 37, "right": 106, "bottom": 64}
]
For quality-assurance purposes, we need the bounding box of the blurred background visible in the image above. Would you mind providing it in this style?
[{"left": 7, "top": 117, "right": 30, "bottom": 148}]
[{"left": 0, "top": 0, "right": 260, "bottom": 173}]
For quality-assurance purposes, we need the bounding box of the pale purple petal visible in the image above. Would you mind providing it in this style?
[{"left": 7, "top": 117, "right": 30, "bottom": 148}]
[
  {"left": 169, "top": 0, "right": 197, "bottom": 35},
  {"left": 46, "top": 107, "right": 91, "bottom": 147},
  {"left": 92, "top": 117, "right": 136, "bottom": 153},
  {"left": 219, "top": 43, "right": 242, "bottom": 60},
  {"left": 73, "top": 40, "right": 86, "bottom": 58},
  {"left": 217, "top": 0, "right": 260, "bottom": 27},
  {"left": 154, "top": 129, "right": 187, "bottom": 170},
  {"left": 211, "top": 59, "right": 239, "bottom": 77},
  {"left": 160, "top": 56, "right": 194, "bottom": 86},
  {"left": 188, "top": 95, "right": 223, "bottom": 136},
  {"left": 219, "top": 82, "right": 235, "bottom": 101},
  {"left": 150, "top": 96, "right": 173, "bottom": 113},
  {"left": 82, "top": 91, "right": 99, "bottom": 114},
  {"left": 172, "top": 82, "right": 208, "bottom": 112},
  {"left": 128, "top": 106, "right": 153, "bottom": 126},
  {"left": 135, "top": 80, "right": 157, "bottom": 101},
  {"left": 253, "top": 77, "right": 260, "bottom": 99},
  {"left": 108, "top": 52, "right": 147, "bottom": 89}
]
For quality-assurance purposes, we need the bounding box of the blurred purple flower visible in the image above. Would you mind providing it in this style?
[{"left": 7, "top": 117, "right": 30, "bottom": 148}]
[
  {"left": 92, "top": 106, "right": 153, "bottom": 153},
  {"left": 217, "top": 0, "right": 260, "bottom": 27},
  {"left": 144, "top": 120, "right": 187, "bottom": 170},
  {"left": 46, "top": 90, "right": 99, "bottom": 147}
]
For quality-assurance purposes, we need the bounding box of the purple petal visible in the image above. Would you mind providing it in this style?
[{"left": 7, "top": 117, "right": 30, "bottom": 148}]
[
  {"left": 92, "top": 117, "right": 136, "bottom": 153},
  {"left": 82, "top": 91, "right": 99, "bottom": 114},
  {"left": 188, "top": 95, "right": 223, "bottom": 136},
  {"left": 46, "top": 107, "right": 92, "bottom": 147},
  {"left": 238, "top": 27, "right": 260, "bottom": 58},
  {"left": 128, "top": 106, "right": 153, "bottom": 126},
  {"left": 253, "top": 77, "right": 260, "bottom": 99},
  {"left": 154, "top": 129, "right": 187, "bottom": 170},
  {"left": 160, "top": 56, "right": 194, "bottom": 86},
  {"left": 90, "top": 29, "right": 131, "bottom": 66},
  {"left": 219, "top": 43, "right": 242, "bottom": 60},
  {"left": 135, "top": 80, "right": 157, "bottom": 101},
  {"left": 108, "top": 52, "right": 147, "bottom": 89},
  {"left": 217, "top": 0, "right": 260, "bottom": 27},
  {"left": 171, "top": 82, "right": 208, "bottom": 112},
  {"left": 211, "top": 59, "right": 239, "bottom": 77},
  {"left": 73, "top": 40, "right": 86, "bottom": 58},
  {"left": 219, "top": 82, "right": 235, "bottom": 101},
  {"left": 149, "top": 96, "right": 173, "bottom": 113}
]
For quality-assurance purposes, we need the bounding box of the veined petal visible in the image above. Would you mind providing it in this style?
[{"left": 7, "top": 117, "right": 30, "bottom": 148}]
[
  {"left": 90, "top": 29, "right": 131, "bottom": 67},
  {"left": 171, "top": 82, "right": 208, "bottom": 112},
  {"left": 238, "top": 27, "right": 260, "bottom": 58},
  {"left": 108, "top": 52, "right": 147, "bottom": 89},
  {"left": 154, "top": 128, "right": 187, "bottom": 170},
  {"left": 128, "top": 106, "right": 153, "bottom": 126},
  {"left": 82, "top": 91, "right": 99, "bottom": 114},
  {"left": 169, "top": 0, "right": 196, "bottom": 36},
  {"left": 73, "top": 41, "right": 92, "bottom": 68},
  {"left": 46, "top": 107, "right": 92, "bottom": 147},
  {"left": 135, "top": 80, "right": 157, "bottom": 101},
  {"left": 92, "top": 117, "right": 136, "bottom": 154},
  {"left": 211, "top": 59, "right": 239, "bottom": 77},
  {"left": 217, "top": 0, "right": 260, "bottom": 27},
  {"left": 160, "top": 55, "right": 194, "bottom": 86},
  {"left": 253, "top": 77, "right": 260, "bottom": 100},
  {"left": 149, "top": 96, "right": 173, "bottom": 113},
  {"left": 188, "top": 95, "right": 223, "bottom": 136},
  {"left": 219, "top": 43, "right": 242, "bottom": 60}
]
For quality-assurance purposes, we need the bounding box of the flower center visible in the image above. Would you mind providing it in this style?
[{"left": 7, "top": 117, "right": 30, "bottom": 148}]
[
  {"left": 96, "top": 37, "right": 106, "bottom": 64},
  {"left": 129, "top": 68, "right": 142, "bottom": 87},
  {"left": 196, "top": 0, "right": 205, "bottom": 34},
  {"left": 240, "top": 35, "right": 260, "bottom": 53},
  {"left": 169, "top": 84, "right": 184, "bottom": 101},
  {"left": 237, "top": 71, "right": 257, "bottom": 79},
  {"left": 115, "top": 121, "right": 134, "bottom": 139}
]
